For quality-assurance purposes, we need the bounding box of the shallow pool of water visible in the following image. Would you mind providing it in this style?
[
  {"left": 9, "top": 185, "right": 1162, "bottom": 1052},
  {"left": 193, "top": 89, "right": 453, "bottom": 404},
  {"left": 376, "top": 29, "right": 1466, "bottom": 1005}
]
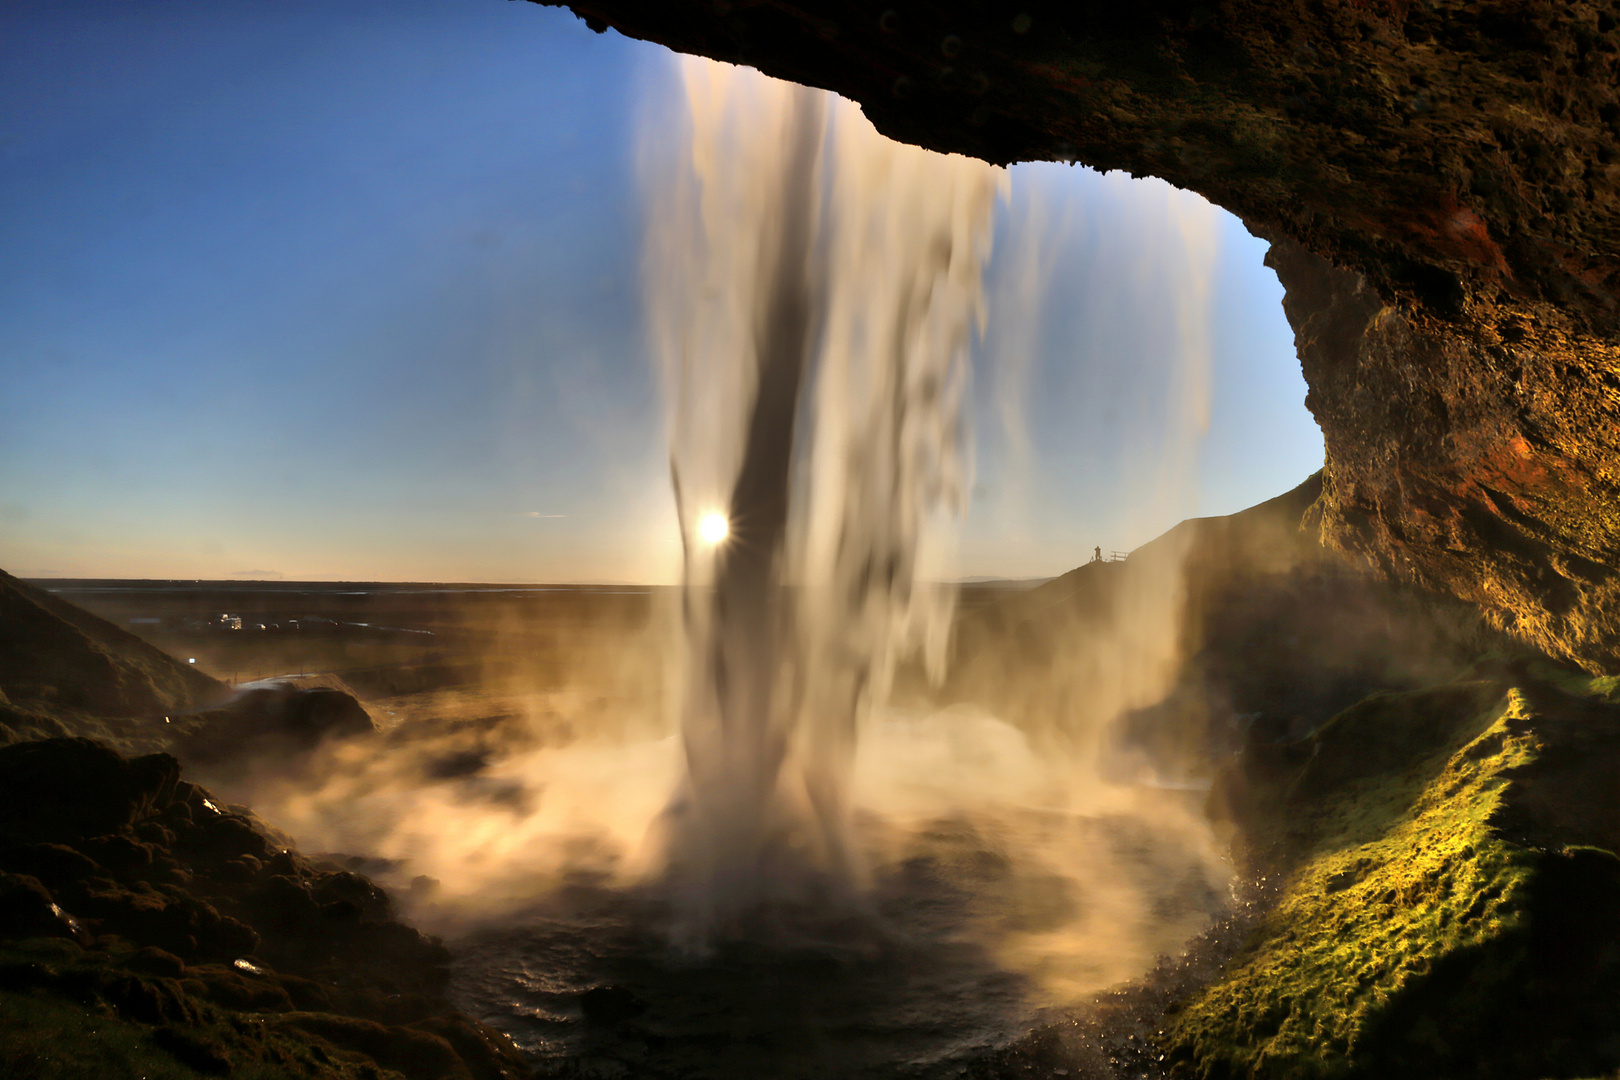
[{"left": 450, "top": 805, "right": 1226, "bottom": 1080}]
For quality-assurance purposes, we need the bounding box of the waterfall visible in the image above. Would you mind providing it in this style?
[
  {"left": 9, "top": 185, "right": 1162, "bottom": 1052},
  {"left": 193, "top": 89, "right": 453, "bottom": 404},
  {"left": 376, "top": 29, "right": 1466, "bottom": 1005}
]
[{"left": 643, "top": 57, "right": 1001, "bottom": 940}]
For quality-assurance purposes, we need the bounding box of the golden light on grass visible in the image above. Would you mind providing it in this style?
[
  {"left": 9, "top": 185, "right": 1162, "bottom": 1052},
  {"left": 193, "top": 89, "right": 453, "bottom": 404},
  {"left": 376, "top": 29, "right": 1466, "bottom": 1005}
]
[{"left": 698, "top": 512, "right": 729, "bottom": 545}]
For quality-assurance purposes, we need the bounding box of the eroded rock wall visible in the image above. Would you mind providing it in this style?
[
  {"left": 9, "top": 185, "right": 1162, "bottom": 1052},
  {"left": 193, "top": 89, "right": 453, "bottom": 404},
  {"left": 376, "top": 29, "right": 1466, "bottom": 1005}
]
[
  {"left": 543, "top": 0, "right": 1620, "bottom": 670},
  {"left": 1266, "top": 235, "right": 1620, "bottom": 669}
]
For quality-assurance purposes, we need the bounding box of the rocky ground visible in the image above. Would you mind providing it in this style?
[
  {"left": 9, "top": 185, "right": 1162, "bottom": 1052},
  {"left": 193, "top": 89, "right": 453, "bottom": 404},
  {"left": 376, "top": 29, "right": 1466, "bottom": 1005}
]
[
  {"left": 0, "top": 736, "right": 531, "bottom": 1080},
  {"left": 0, "top": 570, "right": 535, "bottom": 1080}
]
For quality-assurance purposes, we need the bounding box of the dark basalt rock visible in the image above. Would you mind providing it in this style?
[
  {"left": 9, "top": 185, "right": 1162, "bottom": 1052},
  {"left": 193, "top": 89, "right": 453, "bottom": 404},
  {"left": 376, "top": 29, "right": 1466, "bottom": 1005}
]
[
  {"left": 0, "top": 737, "right": 532, "bottom": 1080},
  {"left": 0, "top": 738, "right": 179, "bottom": 844},
  {"left": 540, "top": 0, "right": 1620, "bottom": 671},
  {"left": 174, "top": 686, "right": 378, "bottom": 784},
  {"left": 579, "top": 983, "right": 650, "bottom": 1025},
  {"left": 0, "top": 872, "right": 83, "bottom": 942}
]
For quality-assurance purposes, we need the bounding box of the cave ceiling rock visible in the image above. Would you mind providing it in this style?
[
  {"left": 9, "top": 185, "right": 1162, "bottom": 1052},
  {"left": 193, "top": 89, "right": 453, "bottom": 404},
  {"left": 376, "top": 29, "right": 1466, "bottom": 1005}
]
[{"left": 543, "top": 0, "right": 1620, "bottom": 672}]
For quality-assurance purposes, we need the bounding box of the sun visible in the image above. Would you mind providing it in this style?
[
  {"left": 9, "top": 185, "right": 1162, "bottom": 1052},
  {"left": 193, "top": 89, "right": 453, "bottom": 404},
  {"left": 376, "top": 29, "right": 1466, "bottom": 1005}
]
[{"left": 698, "top": 512, "right": 729, "bottom": 545}]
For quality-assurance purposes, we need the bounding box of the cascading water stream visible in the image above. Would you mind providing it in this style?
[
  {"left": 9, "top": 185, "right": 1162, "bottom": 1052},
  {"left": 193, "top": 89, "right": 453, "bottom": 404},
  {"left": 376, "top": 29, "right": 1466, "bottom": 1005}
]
[{"left": 646, "top": 58, "right": 1002, "bottom": 939}]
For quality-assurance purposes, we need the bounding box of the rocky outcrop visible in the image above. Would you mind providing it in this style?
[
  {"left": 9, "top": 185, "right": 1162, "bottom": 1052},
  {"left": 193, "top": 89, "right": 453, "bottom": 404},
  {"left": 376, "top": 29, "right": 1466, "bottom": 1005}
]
[
  {"left": 1265, "top": 235, "right": 1620, "bottom": 671},
  {"left": 176, "top": 687, "right": 378, "bottom": 769},
  {"left": 0, "top": 737, "right": 530, "bottom": 1080},
  {"left": 540, "top": 0, "right": 1620, "bottom": 670}
]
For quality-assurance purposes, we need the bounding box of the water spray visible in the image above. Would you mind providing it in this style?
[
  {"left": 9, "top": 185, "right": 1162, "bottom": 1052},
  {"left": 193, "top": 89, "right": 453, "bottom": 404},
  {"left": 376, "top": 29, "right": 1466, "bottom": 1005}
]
[{"left": 645, "top": 58, "right": 1001, "bottom": 939}]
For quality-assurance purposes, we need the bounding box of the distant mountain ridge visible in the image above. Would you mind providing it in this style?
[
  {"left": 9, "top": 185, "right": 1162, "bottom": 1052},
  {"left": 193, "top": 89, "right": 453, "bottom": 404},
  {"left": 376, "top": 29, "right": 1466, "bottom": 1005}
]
[
  {"left": 950, "top": 471, "right": 1328, "bottom": 668},
  {"left": 938, "top": 471, "right": 1513, "bottom": 779}
]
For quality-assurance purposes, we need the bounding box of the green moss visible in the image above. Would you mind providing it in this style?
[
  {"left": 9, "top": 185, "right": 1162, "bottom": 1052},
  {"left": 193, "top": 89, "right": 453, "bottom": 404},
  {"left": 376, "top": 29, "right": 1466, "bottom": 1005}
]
[
  {"left": 1, "top": 987, "right": 197, "bottom": 1080},
  {"left": 0, "top": 987, "right": 409, "bottom": 1080},
  {"left": 1166, "top": 683, "right": 1620, "bottom": 1079},
  {"left": 0, "top": 941, "right": 406, "bottom": 1080},
  {"left": 1523, "top": 659, "right": 1620, "bottom": 705}
]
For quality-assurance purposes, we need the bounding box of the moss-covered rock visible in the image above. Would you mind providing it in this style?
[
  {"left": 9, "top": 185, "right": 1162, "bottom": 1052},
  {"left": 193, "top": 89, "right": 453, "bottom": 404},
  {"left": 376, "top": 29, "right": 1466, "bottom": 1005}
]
[{"left": 1172, "top": 681, "right": 1620, "bottom": 1079}]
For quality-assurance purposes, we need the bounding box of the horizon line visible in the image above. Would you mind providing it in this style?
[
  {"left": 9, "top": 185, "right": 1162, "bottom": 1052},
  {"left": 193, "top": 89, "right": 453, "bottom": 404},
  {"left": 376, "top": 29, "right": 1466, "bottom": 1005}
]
[{"left": 18, "top": 574, "right": 1057, "bottom": 589}]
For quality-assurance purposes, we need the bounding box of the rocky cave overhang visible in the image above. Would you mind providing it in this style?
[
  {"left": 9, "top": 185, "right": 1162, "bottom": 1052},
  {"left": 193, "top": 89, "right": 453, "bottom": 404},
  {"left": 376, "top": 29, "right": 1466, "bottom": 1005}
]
[{"left": 536, "top": 0, "right": 1620, "bottom": 673}]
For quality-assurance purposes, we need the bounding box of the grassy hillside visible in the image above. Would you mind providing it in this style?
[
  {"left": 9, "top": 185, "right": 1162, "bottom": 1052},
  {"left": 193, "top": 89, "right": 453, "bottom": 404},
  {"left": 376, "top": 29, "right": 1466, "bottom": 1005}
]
[
  {"left": 0, "top": 569, "right": 226, "bottom": 749},
  {"left": 939, "top": 472, "right": 1509, "bottom": 777},
  {"left": 1171, "top": 674, "right": 1620, "bottom": 1078}
]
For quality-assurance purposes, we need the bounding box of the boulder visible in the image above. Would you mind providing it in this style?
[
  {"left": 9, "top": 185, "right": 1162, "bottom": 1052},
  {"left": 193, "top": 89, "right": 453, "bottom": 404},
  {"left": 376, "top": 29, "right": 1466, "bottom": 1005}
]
[
  {"left": 0, "top": 738, "right": 532, "bottom": 1079},
  {"left": 176, "top": 687, "right": 376, "bottom": 769}
]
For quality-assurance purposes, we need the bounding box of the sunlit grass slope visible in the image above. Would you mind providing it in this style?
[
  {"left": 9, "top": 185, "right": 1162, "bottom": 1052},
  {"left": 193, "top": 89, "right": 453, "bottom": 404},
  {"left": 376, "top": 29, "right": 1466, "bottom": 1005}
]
[{"left": 1167, "top": 680, "right": 1620, "bottom": 1079}]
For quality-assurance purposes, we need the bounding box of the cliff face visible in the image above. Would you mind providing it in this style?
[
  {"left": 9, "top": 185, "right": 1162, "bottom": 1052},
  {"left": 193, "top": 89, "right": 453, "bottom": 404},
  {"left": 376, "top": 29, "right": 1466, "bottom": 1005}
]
[
  {"left": 1265, "top": 235, "right": 1620, "bottom": 671},
  {"left": 542, "top": 0, "right": 1620, "bottom": 670}
]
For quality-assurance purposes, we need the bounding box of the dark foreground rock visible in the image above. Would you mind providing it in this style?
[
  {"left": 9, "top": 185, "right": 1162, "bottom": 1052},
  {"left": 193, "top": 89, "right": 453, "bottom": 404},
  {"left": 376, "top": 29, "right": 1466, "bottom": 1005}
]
[{"left": 0, "top": 737, "right": 530, "bottom": 1080}]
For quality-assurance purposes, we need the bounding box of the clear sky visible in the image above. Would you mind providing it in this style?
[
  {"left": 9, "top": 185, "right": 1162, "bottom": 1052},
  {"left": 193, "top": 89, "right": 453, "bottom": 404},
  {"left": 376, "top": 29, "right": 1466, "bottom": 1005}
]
[{"left": 0, "top": 0, "right": 1323, "bottom": 584}]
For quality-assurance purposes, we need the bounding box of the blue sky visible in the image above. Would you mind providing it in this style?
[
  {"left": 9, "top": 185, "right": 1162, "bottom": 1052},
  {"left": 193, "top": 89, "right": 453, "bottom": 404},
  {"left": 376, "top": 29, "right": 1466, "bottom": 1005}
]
[{"left": 0, "top": 0, "right": 1322, "bottom": 583}]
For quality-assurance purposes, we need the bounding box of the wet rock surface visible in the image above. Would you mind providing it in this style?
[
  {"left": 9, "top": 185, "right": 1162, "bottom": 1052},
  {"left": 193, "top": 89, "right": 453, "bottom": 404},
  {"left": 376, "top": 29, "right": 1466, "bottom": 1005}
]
[
  {"left": 176, "top": 685, "right": 379, "bottom": 777},
  {"left": 0, "top": 736, "right": 531, "bottom": 1080}
]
